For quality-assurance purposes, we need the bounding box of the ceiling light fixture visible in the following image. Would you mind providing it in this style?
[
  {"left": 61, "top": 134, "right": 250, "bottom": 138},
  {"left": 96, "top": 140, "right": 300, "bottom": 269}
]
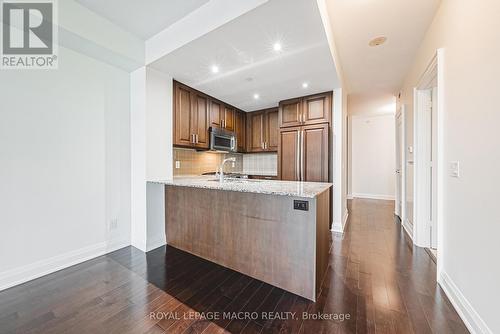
[
  {"left": 273, "top": 42, "right": 282, "bottom": 52},
  {"left": 302, "top": 82, "right": 309, "bottom": 88},
  {"left": 253, "top": 93, "right": 260, "bottom": 99},
  {"left": 369, "top": 36, "right": 387, "bottom": 47},
  {"left": 211, "top": 65, "right": 219, "bottom": 73}
]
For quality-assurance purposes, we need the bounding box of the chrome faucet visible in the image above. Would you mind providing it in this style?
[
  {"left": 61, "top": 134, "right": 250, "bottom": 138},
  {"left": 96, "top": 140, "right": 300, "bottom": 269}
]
[{"left": 218, "top": 157, "right": 236, "bottom": 182}]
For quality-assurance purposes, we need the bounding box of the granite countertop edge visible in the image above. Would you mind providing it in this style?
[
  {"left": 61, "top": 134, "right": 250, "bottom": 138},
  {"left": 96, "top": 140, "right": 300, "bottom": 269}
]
[{"left": 148, "top": 176, "right": 332, "bottom": 199}]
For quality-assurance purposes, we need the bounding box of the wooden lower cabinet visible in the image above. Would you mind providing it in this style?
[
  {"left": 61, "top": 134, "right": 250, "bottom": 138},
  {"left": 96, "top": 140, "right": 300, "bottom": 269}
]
[
  {"left": 302, "top": 124, "right": 329, "bottom": 182},
  {"left": 278, "top": 123, "right": 329, "bottom": 182},
  {"left": 278, "top": 127, "right": 301, "bottom": 181}
]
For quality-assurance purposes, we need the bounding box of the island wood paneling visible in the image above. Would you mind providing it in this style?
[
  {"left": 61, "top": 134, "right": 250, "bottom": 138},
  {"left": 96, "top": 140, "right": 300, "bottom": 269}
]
[{"left": 165, "top": 185, "right": 330, "bottom": 301}]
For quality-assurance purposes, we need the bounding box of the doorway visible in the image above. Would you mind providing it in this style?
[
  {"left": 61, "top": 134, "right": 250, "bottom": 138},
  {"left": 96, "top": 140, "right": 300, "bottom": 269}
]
[
  {"left": 395, "top": 107, "right": 405, "bottom": 219},
  {"left": 413, "top": 50, "right": 443, "bottom": 264}
]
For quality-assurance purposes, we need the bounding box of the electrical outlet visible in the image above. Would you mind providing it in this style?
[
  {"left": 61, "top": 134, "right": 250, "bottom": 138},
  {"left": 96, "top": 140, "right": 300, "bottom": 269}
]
[
  {"left": 175, "top": 161, "right": 181, "bottom": 169},
  {"left": 110, "top": 218, "right": 118, "bottom": 230}
]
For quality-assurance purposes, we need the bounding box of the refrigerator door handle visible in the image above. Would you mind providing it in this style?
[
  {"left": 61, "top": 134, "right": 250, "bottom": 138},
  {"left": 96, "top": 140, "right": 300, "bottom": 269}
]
[
  {"left": 296, "top": 130, "right": 300, "bottom": 181},
  {"left": 300, "top": 130, "right": 304, "bottom": 181}
]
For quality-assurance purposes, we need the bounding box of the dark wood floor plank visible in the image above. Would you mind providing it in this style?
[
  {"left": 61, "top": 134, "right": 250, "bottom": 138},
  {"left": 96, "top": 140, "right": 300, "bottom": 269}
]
[{"left": 0, "top": 199, "right": 469, "bottom": 334}]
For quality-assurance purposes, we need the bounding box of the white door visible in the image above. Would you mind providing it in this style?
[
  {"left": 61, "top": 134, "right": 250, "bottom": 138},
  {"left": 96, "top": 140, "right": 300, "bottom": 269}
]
[{"left": 395, "top": 112, "right": 403, "bottom": 217}]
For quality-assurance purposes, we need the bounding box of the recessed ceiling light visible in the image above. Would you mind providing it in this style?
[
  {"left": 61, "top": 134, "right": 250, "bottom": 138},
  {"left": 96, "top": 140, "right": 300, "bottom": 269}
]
[
  {"left": 211, "top": 65, "right": 219, "bottom": 73},
  {"left": 302, "top": 82, "right": 309, "bottom": 88},
  {"left": 369, "top": 36, "right": 387, "bottom": 47},
  {"left": 253, "top": 93, "right": 260, "bottom": 99},
  {"left": 273, "top": 42, "right": 282, "bottom": 52}
]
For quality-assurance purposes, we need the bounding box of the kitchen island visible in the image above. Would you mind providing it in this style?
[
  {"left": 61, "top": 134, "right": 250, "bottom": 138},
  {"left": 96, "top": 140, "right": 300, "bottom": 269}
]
[{"left": 152, "top": 176, "right": 332, "bottom": 301}]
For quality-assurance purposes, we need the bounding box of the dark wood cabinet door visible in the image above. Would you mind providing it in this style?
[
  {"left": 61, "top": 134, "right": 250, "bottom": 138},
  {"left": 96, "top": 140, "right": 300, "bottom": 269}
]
[
  {"left": 265, "top": 108, "right": 279, "bottom": 151},
  {"left": 193, "top": 93, "right": 209, "bottom": 148},
  {"left": 302, "top": 92, "right": 332, "bottom": 125},
  {"left": 224, "top": 106, "right": 235, "bottom": 131},
  {"left": 174, "top": 82, "right": 194, "bottom": 146},
  {"left": 210, "top": 99, "right": 223, "bottom": 128},
  {"left": 279, "top": 98, "right": 302, "bottom": 128},
  {"left": 235, "top": 110, "right": 246, "bottom": 152},
  {"left": 278, "top": 127, "right": 301, "bottom": 181},
  {"left": 302, "top": 123, "right": 329, "bottom": 182},
  {"left": 247, "top": 112, "right": 264, "bottom": 152}
]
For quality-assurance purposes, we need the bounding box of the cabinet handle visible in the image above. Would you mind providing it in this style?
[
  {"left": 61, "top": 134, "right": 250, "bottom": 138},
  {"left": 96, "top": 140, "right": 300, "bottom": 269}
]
[
  {"left": 220, "top": 120, "right": 223, "bottom": 127},
  {"left": 191, "top": 134, "right": 194, "bottom": 143},
  {"left": 224, "top": 119, "right": 226, "bottom": 128},
  {"left": 195, "top": 134, "right": 198, "bottom": 144},
  {"left": 296, "top": 132, "right": 300, "bottom": 180},
  {"left": 300, "top": 130, "right": 304, "bottom": 181}
]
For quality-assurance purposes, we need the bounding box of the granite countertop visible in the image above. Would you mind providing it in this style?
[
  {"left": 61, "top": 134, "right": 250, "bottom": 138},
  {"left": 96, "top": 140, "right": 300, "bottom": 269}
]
[{"left": 149, "top": 176, "right": 332, "bottom": 198}]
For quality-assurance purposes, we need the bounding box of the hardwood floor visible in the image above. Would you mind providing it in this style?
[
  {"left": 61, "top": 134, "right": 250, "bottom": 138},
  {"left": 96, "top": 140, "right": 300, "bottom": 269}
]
[{"left": 0, "top": 199, "right": 468, "bottom": 333}]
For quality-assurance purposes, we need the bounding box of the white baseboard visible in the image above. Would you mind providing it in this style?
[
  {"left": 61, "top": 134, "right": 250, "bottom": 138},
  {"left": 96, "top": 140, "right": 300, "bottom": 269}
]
[
  {"left": 331, "top": 209, "right": 349, "bottom": 233},
  {"left": 347, "top": 194, "right": 354, "bottom": 200},
  {"left": 146, "top": 235, "right": 166, "bottom": 252},
  {"left": 438, "top": 271, "right": 492, "bottom": 334},
  {"left": 351, "top": 193, "right": 395, "bottom": 201},
  {"left": 0, "top": 236, "right": 130, "bottom": 292}
]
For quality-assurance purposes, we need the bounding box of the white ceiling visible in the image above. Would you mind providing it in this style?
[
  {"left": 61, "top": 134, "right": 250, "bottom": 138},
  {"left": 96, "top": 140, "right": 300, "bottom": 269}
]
[
  {"left": 74, "top": 0, "right": 209, "bottom": 40},
  {"left": 150, "top": 0, "right": 340, "bottom": 111},
  {"left": 326, "top": 0, "right": 441, "bottom": 95}
]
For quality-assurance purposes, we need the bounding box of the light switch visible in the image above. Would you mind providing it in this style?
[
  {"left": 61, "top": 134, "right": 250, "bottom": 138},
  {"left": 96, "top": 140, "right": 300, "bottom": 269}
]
[
  {"left": 175, "top": 161, "right": 181, "bottom": 169},
  {"left": 450, "top": 161, "right": 460, "bottom": 178}
]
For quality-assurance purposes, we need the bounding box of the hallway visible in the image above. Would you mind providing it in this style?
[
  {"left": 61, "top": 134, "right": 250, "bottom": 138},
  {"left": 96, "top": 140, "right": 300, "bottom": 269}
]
[{"left": 0, "top": 200, "right": 468, "bottom": 333}]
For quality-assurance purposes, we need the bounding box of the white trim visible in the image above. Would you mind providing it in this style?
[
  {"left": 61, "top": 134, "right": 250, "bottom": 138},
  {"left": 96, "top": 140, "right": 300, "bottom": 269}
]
[
  {"left": 0, "top": 237, "right": 130, "bottom": 292},
  {"left": 439, "top": 271, "right": 493, "bottom": 334},
  {"left": 402, "top": 220, "right": 413, "bottom": 241},
  {"left": 351, "top": 193, "right": 395, "bottom": 201},
  {"left": 146, "top": 236, "right": 166, "bottom": 252},
  {"left": 347, "top": 194, "right": 354, "bottom": 200},
  {"left": 435, "top": 48, "right": 445, "bottom": 278},
  {"left": 331, "top": 209, "right": 349, "bottom": 233}
]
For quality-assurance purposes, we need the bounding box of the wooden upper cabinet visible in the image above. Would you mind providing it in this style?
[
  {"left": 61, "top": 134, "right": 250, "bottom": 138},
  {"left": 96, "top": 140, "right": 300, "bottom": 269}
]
[
  {"left": 279, "top": 92, "right": 332, "bottom": 128},
  {"left": 279, "top": 98, "right": 302, "bottom": 128},
  {"left": 278, "top": 127, "right": 301, "bottom": 181},
  {"left": 302, "top": 123, "right": 329, "bottom": 182},
  {"left": 246, "top": 108, "right": 278, "bottom": 152},
  {"left": 193, "top": 93, "right": 209, "bottom": 148},
  {"left": 224, "top": 106, "right": 235, "bottom": 131},
  {"left": 247, "top": 111, "right": 265, "bottom": 152},
  {"left": 174, "top": 82, "right": 194, "bottom": 146},
  {"left": 302, "top": 92, "right": 331, "bottom": 125},
  {"left": 265, "top": 108, "right": 279, "bottom": 151},
  {"left": 235, "top": 110, "right": 246, "bottom": 152},
  {"left": 210, "top": 99, "right": 223, "bottom": 128},
  {"left": 173, "top": 81, "right": 209, "bottom": 148}
]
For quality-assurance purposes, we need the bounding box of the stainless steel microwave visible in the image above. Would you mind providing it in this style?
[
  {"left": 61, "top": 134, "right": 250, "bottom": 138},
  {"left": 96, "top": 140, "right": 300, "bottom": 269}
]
[{"left": 209, "top": 127, "right": 237, "bottom": 152}]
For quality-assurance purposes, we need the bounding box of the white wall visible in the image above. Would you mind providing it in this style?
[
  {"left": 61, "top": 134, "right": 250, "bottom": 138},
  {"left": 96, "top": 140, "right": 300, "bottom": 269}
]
[
  {"left": 347, "top": 94, "right": 396, "bottom": 198},
  {"left": 399, "top": 0, "right": 500, "bottom": 332},
  {"left": 145, "top": 68, "right": 173, "bottom": 251},
  {"left": 350, "top": 114, "right": 395, "bottom": 200},
  {"left": 0, "top": 46, "right": 131, "bottom": 290},
  {"left": 130, "top": 66, "right": 173, "bottom": 252},
  {"left": 331, "top": 88, "right": 348, "bottom": 232}
]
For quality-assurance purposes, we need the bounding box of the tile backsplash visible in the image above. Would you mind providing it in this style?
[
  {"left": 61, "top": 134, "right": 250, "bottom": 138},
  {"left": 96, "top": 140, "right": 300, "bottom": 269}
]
[
  {"left": 173, "top": 148, "right": 242, "bottom": 176},
  {"left": 173, "top": 148, "right": 278, "bottom": 176},
  {"left": 242, "top": 153, "right": 278, "bottom": 176}
]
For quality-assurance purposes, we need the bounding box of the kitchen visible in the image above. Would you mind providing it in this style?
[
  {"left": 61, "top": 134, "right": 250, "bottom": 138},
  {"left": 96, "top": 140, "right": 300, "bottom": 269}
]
[
  {"left": 152, "top": 79, "right": 334, "bottom": 301},
  {"left": 136, "top": 0, "right": 341, "bottom": 304}
]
